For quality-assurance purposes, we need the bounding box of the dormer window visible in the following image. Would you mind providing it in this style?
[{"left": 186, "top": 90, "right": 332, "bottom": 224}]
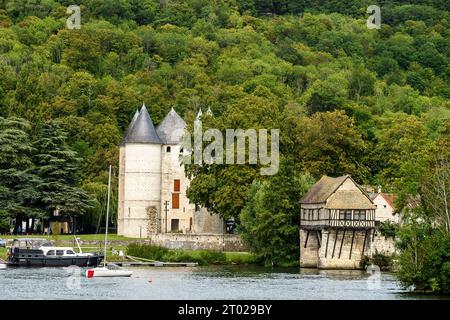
[{"left": 166, "top": 146, "right": 171, "bottom": 152}]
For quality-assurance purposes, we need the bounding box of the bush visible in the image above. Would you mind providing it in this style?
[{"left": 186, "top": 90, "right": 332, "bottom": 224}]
[
  {"left": 199, "top": 250, "right": 226, "bottom": 264},
  {"left": 398, "top": 231, "right": 450, "bottom": 294},
  {"left": 360, "top": 251, "right": 394, "bottom": 271},
  {"left": 378, "top": 221, "right": 399, "bottom": 238},
  {"left": 162, "top": 250, "right": 207, "bottom": 266},
  {"left": 126, "top": 243, "right": 169, "bottom": 261},
  {"left": 126, "top": 244, "right": 233, "bottom": 266}
]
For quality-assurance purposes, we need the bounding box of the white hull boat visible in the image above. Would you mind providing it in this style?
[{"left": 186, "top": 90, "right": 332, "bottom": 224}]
[
  {"left": 85, "top": 165, "right": 133, "bottom": 278},
  {"left": 0, "top": 263, "right": 6, "bottom": 269},
  {"left": 86, "top": 266, "right": 132, "bottom": 278}
]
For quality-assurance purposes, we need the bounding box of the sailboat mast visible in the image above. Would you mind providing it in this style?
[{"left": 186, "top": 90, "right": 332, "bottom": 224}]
[{"left": 104, "top": 164, "right": 112, "bottom": 267}]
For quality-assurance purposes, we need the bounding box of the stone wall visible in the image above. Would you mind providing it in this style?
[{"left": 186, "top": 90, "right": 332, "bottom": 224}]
[
  {"left": 7, "top": 234, "right": 246, "bottom": 252},
  {"left": 369, "top": 235, "right": 397, "bottom": 256},
  {"left": 318, "top": 229, "right": 369, "bottom": 269},
  {"left": 300, "top": 228, "right": 373, "bottom": 270},
  {"left": 193, "top": 208, "right": 224, "bottom": 234},
  {"left": 299, "top": 229, "right": 320, "bottom": 268},
  {"left": 148, "top": 233, "right": 246, "bottom": 252}
]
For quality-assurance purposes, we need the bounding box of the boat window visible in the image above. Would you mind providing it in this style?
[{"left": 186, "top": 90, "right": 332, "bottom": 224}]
[
  {"left": 56, "top": 250, "right": 64, "bottom": 256},
  {"left": 46, "top": 250, "right": 55, "bottom": 256},
  {"left": 66, "top": 250, "right": 75, "bottom": 255}
]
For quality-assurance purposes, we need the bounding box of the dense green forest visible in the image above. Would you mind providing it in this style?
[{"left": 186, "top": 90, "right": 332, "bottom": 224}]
[{"left": 0, "top": 0, "right": 449, "bottom": 291}]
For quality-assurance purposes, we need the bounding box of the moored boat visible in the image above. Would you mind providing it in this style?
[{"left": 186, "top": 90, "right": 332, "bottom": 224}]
[
  {"left": 7, "top": 238, "right": 103, "bottom": 267},
  {"left": 85, "top": 165, "right": 133, "bottom": 278},
  {"left": 86, "top": 264, "right": 132, "bottom": 278}
]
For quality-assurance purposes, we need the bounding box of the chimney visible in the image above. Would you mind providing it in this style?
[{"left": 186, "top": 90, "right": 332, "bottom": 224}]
[{"left": 377, "top": 185, "right": 382, "bottom": 193}]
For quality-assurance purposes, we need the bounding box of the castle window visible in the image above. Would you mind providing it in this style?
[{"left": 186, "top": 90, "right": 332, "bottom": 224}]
[
  {"left": 180, "top": 148, "right": 184, "bottom": 153},
  {"left": 171, "top": 219, "right": 179, "bottom": 232},
  {"left": 174, "top": 179, "right": 180, "bottom": 192},
  {"left": 166, "top": 146, "right": 171, "bottom": 152},
  {"left": 172, "top": 193, "right": 180, "bottom": 209}
]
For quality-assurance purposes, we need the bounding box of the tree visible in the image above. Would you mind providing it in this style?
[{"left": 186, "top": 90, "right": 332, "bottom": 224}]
[
  {"left": 33, "top": 120, "right": 92, "bottom": 231},
  {"left": 0, "top": 117, "right": 42, "bottom": 233},
  {"left": 374, "top": 114, "right": 435, "bottom": 209},
  {"left": 240, "top": 161, "right": 314, "bottom": 266},
  {"left": 292, "top": 110, "right": 369, "bottom": 182},
  {"left": 420, "top": 156, "right": 450, "bottom": 232}
]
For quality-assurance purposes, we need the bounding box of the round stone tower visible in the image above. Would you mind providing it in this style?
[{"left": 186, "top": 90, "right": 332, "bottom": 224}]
[
  {"left": 156, "top": 107, "right": 192, "bottom": 233},
  {"left": 118, "top": 104, "right": 163, "bottom": 238}
]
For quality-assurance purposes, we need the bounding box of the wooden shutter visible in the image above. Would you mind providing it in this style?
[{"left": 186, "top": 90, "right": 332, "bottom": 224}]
[
  {"left": 174, "top": 179, "right": 180, "bottom": 192},
  {"left": 172, "top": 193, "right": 180, "bottom": 209}
]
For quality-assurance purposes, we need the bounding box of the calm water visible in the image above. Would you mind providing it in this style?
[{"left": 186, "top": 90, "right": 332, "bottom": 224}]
[{"left": 0, "top": 266, "right": 444, "bottom": 300}]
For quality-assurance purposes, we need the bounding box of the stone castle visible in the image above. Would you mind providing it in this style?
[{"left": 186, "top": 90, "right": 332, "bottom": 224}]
[{"left": 117, "top": 104, "right": 224, "bottom": 238}]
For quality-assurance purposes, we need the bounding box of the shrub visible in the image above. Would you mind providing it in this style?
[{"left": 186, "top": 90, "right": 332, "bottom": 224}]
[
  {"left": 398, "top": 231, "right": 450, "bottom": 294},
  {"left": 199, "top": 250, "right": 226, "bottom": 264},
  {"left": 126, "top": 243, "right": 169, "bottom": 261},
  {"left": 378, "top": 220, "right": 399, "bottom": 238},
  {"left": 360, "top": 251, "right": 393, "bottom": 271}
]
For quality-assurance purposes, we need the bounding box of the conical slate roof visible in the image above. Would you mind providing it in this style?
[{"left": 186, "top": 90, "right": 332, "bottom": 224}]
[
  {"left": 120, "top": 109, "right": 140, "bottom": 146},
  {"left": 156, "top": 107, "right": 187, "bottom": 144},
  {"left": 123, "top": 104, "right": 162, "bottom": 144}
]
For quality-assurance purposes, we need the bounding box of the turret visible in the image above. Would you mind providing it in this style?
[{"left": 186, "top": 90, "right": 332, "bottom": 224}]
[{"left": 118, "top": 104, "right": 163, "bottom": 238}]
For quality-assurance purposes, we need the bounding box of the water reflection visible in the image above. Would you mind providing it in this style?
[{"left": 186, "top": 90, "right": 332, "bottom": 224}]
[{"left": 0, "top": 265, "right": 447, "bottom": 300}]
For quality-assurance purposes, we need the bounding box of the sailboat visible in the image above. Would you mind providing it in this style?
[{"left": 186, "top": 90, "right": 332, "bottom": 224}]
[{"left": 85, "top": 165, "right": 133, "bottom": 278}]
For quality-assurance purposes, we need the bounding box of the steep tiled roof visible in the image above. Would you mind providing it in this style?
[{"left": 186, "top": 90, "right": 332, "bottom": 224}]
[
  {"left": 156, "top": 107, "right": 186, "bottom": 144},
  {"left": 122, "top": 104, "right": 162, "bottom": 144},
  {"left": 300, "top": 175, "right": 349, "bottom": 203},
  {"left": 120, "top": 109, "right": 139, "bottom": 146}
]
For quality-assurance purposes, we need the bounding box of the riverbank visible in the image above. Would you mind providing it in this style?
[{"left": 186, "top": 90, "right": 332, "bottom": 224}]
[
  {"left": 0, "top": 238, "right": 257, "bottom": 266},
  {"left": 126, "top": 243, "right": 256, "bottom": 266}
]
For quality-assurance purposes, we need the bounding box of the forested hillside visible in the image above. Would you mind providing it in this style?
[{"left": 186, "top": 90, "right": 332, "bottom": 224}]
[{"left": 0, "top": 0, "right": 448, "bottom": 239}]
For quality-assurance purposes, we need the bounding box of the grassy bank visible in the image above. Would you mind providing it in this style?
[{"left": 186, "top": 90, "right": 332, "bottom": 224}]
[
  {"left": 127, "top": 243, "right": 257, "bottom": 266},
  {"left": 0, "top": 234, "right": 138, "bottom": 241},
  {"left": 0, "top": 247, "right": 7, "bottom": 261}
]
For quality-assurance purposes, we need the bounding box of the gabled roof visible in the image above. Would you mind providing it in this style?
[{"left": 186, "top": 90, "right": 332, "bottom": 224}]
[
  {"left": 369, "top": 192, "right": 396, "bottom": 210},
  {"left": 122, "top": 104, "right": 162, "bottom": 144},
  {"left": 300, "top": 175, "right": 349, "bottom": 204},
  {"left": 156, "top": 107, "right": 187, "bottom": 144},
  {"left": 300, "top": 175, "right": 375, "bottom": 209}
]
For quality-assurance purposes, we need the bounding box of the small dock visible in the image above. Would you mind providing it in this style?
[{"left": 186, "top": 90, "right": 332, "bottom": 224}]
[
  {"left": 107, "top": 255, "right": 198, "bottom": 267},
  {"left": 108, "top": 261, "right": 198, "bottom": 267}
]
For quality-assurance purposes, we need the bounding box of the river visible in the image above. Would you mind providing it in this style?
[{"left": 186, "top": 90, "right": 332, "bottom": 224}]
[{"left": 0, "top": 266, "right": 445, "bottom": 300}]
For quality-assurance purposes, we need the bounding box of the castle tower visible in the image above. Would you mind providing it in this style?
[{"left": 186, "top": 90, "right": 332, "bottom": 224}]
[
  {"left": 156, "top": 107, "right": 193, "bottom": 233},
  {"left": 117, "top": 104, "right": 163, "bottom": 238},
  {"left": 118, "top": 105, "right": 225, "bottom": 237}
]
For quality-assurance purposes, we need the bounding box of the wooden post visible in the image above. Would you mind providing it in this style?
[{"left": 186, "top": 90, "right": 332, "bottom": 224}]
[
  {"left": 361, "top": 229, "right": 368, "bottom": 258},
  {"left": 349, "top": 230, "right": 355, "bottom": 259},
  {"left": 338, "top": 229, "right": 346, "bottom": 259},
  {"left": 316, "top": 230, "right": 321, "bottom": 248},
  {"left": 332, "top": 229, "right": 339, "bottom": 258},
  {"left": 304, "top": 230, "right": 310, "bottom": 248},
  {"left": 325, "top": 230, "right": 330, "bottom": 258}
]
